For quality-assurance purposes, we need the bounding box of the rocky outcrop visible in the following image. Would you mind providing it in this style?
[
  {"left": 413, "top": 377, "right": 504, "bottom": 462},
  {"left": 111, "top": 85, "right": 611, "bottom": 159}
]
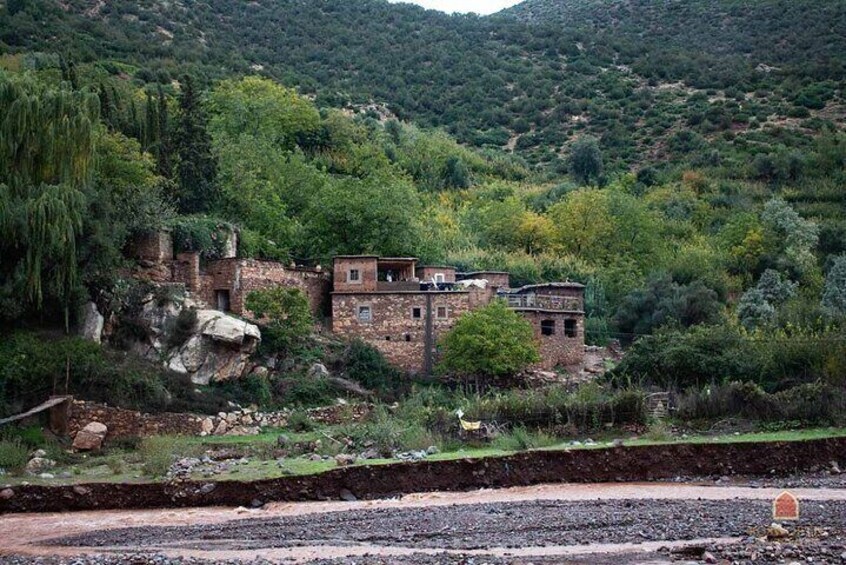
[
  {"left": 78, "top": 302, "right": 104, "bottom": 344},
  {"left": 167, "top": 310, "right": 261, "bottom": 385},
  {"left": 127, "top": 291, "right": 261, "bottom": 385}
]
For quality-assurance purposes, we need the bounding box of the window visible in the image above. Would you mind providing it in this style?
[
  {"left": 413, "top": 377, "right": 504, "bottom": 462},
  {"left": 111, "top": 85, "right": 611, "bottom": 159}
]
[
  {"left": 434, "top": 273, "right": 445, "bottom": 283},
  {"left": 357, "top": 305, "right": 372, "bottom": 323},
  {"left": 565, "top": 318, "right": 577, "bottom": 338},
  {"left": 348, "top": 269, "right": 361, "bottom": 283},
  {"left": 215, "top": 290, "right": 231, "bottom": 312},
  {"left": 405, "top": 334, "right": 412, "bottom": 342},
  {"left": 412, "top": 307, "right": 422, "bottom": 319},
  {"left": 385, "top": 336, "right": 391, "bottom": 341},
  {"left": 541, "top": 319, "right": 556, "bottom": 336},
  {"left": 436, "top": 306, "right": 448, "bottom": 319}
]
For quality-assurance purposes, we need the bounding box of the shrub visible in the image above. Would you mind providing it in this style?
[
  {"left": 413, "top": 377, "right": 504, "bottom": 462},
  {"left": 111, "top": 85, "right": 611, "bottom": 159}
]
[
  {"left": 273, "top": 373, "right": 335, "bottom": 407},
  {"left": 286, "top": 410, "right": 316, "bottom": 432},
  {"left": 168, "top": 216, "right": 236, "bottom": 260},
  {"left": 336, "top": 338, "right": 403, "bottom": 393},
  {"left": 437, "top": 300, "right": 540, "bottom": 384},
  {"left": 139, "top": 436, "right": 201, "bottom": 477},
  {"left": 246, "top": 287, "right": 313, "bottom": 355},
  {"left": 164, "top": 308, "right": 197, "bottom": 350},
  {"left": 0, "top": 439, "right": 28, "bottom": 474}
]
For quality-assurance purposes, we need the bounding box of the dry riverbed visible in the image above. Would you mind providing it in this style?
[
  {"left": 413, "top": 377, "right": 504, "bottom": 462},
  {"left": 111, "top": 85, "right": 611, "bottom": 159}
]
[{"left": 2, "top": 482, "right": 846, "bottom": 564}]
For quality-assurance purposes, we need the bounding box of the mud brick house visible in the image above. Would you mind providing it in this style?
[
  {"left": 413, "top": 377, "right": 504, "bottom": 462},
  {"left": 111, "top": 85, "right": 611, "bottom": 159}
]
[
  {"left": 331, "top": 256, "right": 585, "bottom": 375},
  {"left": 129, "top": 230, "right": 330, "bottom": 318}
]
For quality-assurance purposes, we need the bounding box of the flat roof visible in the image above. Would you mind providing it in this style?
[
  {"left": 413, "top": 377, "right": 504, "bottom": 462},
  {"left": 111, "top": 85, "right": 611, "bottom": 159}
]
[
  {"left": 458, "top": 271, "right": 510, "bottom": 276},
  {"left": 334, "top": 255, "right": 379, "bottom": 260},
  {"left": 378, "top": 257, "right": 419, "bottom": 263},
  {"left": 507, "top": 282, "right": 586, "bottom": 292},
  {"left": 331, "top": 290, "right": 468, "bottom": 296},
  {"left": 420, "top": 265, "right": 456, "bottom": 270}
]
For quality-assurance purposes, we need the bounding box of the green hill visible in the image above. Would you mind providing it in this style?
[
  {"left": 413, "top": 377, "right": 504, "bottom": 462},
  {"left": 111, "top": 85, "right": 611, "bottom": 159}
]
[{"left": 2, "top": 0, "right": 843, "bottom": 171}]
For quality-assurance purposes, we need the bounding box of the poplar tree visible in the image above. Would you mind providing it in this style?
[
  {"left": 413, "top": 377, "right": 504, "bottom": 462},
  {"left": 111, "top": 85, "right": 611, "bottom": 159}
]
[
  {"left": 174, "top": 75, "right": 217, "bottom": 213},
  {"left": 0, "top": 74, "right": 99, "bottom": 325}
]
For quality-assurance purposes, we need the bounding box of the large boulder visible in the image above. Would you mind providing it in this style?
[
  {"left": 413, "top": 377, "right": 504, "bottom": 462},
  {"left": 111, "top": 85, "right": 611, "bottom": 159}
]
[
  {"left": 78, "top": 302, "right": 104, "bottom": 344},
  {"left": 72, "top": 422, "right": 108, "bottom": 451},
  {"left": 122, "top": 292, "right": 261, "bottom": 386}
]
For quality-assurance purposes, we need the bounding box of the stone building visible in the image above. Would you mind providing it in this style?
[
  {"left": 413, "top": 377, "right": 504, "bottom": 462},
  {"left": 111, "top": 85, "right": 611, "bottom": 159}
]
[
  {"left": 128, "top": 230, "right": 330, "bottom": 319},
  {"left": 331, "top": 256, "right": 585, "bottom": 375}
]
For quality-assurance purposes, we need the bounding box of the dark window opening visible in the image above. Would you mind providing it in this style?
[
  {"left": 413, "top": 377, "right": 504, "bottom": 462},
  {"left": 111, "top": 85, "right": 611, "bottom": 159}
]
[
  {"left": 436, "top": 306, "right": 448, "bottom": 319},
  {"left": 357, "top": 305, "right": 372, "bottom": 323},
  {"left": 565, "top": 319, "right": 577, "bottom": 338},
  {"left": 541, "top": 319, "right": 555, "bottom": 336},
  {"left": 405, "top": 334, "right": 411, "bottom": 342},
  {"left": 385, "top": 336, "right": 391, "bottom": 341},
  {"left": 412, "top": 307, "right": 422, "bottom": 319},
  {"left": 349, "top": 269, "right": 360, "bottom": 282},
  {"left": 216, "top": 290, "right": 231, "bottom": 312}
]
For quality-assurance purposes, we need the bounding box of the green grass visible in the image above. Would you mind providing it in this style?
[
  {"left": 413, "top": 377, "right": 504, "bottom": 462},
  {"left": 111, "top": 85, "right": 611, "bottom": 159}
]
[{"left": 2, "top": 427, "right": 844, "bottom": 487}]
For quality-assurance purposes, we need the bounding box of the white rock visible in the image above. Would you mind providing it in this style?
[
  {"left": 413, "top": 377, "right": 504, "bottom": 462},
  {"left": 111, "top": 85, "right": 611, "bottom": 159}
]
[{"left": 78, "top": 302, "right": 104, "bottom": 344}]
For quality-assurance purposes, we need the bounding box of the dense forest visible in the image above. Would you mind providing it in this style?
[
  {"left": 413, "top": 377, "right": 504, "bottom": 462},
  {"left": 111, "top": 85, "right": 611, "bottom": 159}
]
[{"left": 1, "top": 0, "right": 845, "bottom": 415}]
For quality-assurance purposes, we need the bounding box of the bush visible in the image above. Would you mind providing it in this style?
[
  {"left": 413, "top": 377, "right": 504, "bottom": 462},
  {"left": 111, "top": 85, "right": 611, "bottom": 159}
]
[
  {"left": 0, "top": 439, "right": 28, "bottom": 474},
  {"left": 437, "top": 300, "right": 540, "bottom": 384},
  {"left": 286, "top": 410, "right": 316, "bottom": 432},
  {"left": 139, "top": 436, "right": 201, "bottom": 477},
  {"left": 0, "top": 331, "right": 172, "bottom": 417},
  {"left": 164, "top": 308, "right": 197, "bottom": 350},
  {"left": 335, "top": 339, "right": 403, "bottom": 394},
  {"left": 168, "top": 216, "right": 236, "bottom": 260},
  {"left": 273, "top": 373, "right": 336, "bottom": 407},
  {"left": 245, "top": 287, "right": 313, "bottom": 355},
  {"left": 677, "top": 381, "right": 845, "bottom": 425}
]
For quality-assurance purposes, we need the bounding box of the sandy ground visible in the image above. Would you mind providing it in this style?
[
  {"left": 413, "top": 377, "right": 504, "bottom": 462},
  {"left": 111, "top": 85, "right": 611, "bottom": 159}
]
[{"left": 2, "top": 482, "right": 846, "bottom": 564}]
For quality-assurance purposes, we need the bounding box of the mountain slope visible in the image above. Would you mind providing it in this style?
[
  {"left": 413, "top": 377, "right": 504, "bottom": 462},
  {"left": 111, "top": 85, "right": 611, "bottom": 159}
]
[{"left": 1, "top": 0, "right": 843, "bottom": 171}]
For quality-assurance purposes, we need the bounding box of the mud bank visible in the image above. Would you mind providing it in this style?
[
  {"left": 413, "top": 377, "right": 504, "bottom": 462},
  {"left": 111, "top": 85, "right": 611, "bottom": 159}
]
[{"left": 2, "top": 437, "right": 844, "bottom": 514}]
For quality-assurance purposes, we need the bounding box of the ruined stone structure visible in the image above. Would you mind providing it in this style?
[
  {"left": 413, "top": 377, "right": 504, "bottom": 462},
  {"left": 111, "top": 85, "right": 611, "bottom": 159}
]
[
  {"left": 331, "top": 256, "right": 585, "bottom": 375},
  {"left": 128, "top": 230, "right": 330, "bottom": 319}
]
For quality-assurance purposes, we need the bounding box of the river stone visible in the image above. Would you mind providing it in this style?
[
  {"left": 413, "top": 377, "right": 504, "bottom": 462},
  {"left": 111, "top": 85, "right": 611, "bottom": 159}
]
[
  {"left": 72, "top": 422, "right": 108, "bottom": 451},
  {"left": 25, "top": 457, "right": 56, "bottom": 475}
]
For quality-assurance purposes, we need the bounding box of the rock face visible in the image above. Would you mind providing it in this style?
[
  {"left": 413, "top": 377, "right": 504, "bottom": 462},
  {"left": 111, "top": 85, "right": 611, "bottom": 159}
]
[
  {"left": 72, "top": 422, "right": 108, "bottom": 451},
  {"left": 78, "top": 302, "right": 104, "bottom": 344},
  {"left": 126, "top": 291, "right": 261, "bottom": 385}
]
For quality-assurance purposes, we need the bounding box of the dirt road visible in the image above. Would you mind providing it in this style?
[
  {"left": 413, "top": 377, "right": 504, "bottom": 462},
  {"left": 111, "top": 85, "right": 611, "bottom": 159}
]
[{"left": 2, "top": 482, "right": 846, "bottom": 564}]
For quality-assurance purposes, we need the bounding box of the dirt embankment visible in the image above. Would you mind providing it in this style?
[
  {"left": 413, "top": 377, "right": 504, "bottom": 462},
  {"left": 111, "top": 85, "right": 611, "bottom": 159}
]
[{"left": 2, "top": 437, "right": 844, "bottom": 514}]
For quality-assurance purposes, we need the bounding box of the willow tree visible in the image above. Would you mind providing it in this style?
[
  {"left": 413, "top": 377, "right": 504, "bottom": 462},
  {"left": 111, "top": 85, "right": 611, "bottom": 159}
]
[{"left": 0, "top": 73, "right": 99, "bottom": 325}]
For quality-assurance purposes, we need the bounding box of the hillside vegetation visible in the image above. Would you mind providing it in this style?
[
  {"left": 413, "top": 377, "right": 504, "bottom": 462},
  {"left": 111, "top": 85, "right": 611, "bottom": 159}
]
[
  {"left": 0, "top": 0, "right": 845, "bottom": 427},
  {"left": 1, "top": 0, "right": 844, "bottom": 171}
]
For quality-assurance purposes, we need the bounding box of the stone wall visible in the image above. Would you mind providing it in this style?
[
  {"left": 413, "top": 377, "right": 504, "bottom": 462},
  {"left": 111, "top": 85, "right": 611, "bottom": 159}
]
[
  {"left": 129, "top": 230, "right": 174, "bottom": 263},
  {"left": 333, "top": 256, "right": 379, "bottom": 292},
  {"left": 518, "top": 310, "right": 585, "bottom": 369},
  {"left": 66, "top": 400, "right": 372, "bottom": 443},
  {"left": 175, "top": 258, "right": 331, "bottom": 319},
  {"left": 332, "top": 291, "right": 472, "bottom": 374}
]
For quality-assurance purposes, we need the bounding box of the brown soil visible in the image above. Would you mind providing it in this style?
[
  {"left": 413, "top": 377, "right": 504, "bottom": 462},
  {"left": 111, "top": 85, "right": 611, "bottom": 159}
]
[{"left": 2, "top": 436, "right": 844, "bottom": 514}]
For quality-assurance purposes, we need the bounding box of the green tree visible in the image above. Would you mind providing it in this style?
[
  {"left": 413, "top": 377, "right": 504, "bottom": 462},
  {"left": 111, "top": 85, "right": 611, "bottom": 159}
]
[
  {"left": 568, "top": 136, "right": 603, "bottom": 185},
  {"left": 0, "top": 73, "right": 98, "bottom": 324},
  {"left": 737, "top": 287, "right": 776, "bottom": 330},
  {"left": 761, "top": 198, "right": 819, "bottom": 278},
  {"left": 245, "top": 287, "right": 313, "bottom": 354},
  {"left": 437, "top": 300, "right": 539, "bottom": 382},
  {"left": 207, "top": 76, "right": 320, "bottom": 149},
  {"left": 822, "top": 255, "right": 846, "bottom": 318},
  {"left": 174, "top": 75, "right": 218, "bottom": 214}
]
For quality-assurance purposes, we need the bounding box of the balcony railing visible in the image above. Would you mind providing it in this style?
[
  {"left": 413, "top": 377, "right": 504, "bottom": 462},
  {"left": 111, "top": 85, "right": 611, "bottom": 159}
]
[{"left": 505, "top": 293, "right": 583, "bottom": 311}]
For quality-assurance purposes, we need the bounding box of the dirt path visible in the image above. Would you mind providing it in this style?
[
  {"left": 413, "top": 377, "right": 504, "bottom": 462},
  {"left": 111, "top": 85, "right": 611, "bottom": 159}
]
[{"left": 3, "top": 482, "right": 846, "bottom": 563}]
